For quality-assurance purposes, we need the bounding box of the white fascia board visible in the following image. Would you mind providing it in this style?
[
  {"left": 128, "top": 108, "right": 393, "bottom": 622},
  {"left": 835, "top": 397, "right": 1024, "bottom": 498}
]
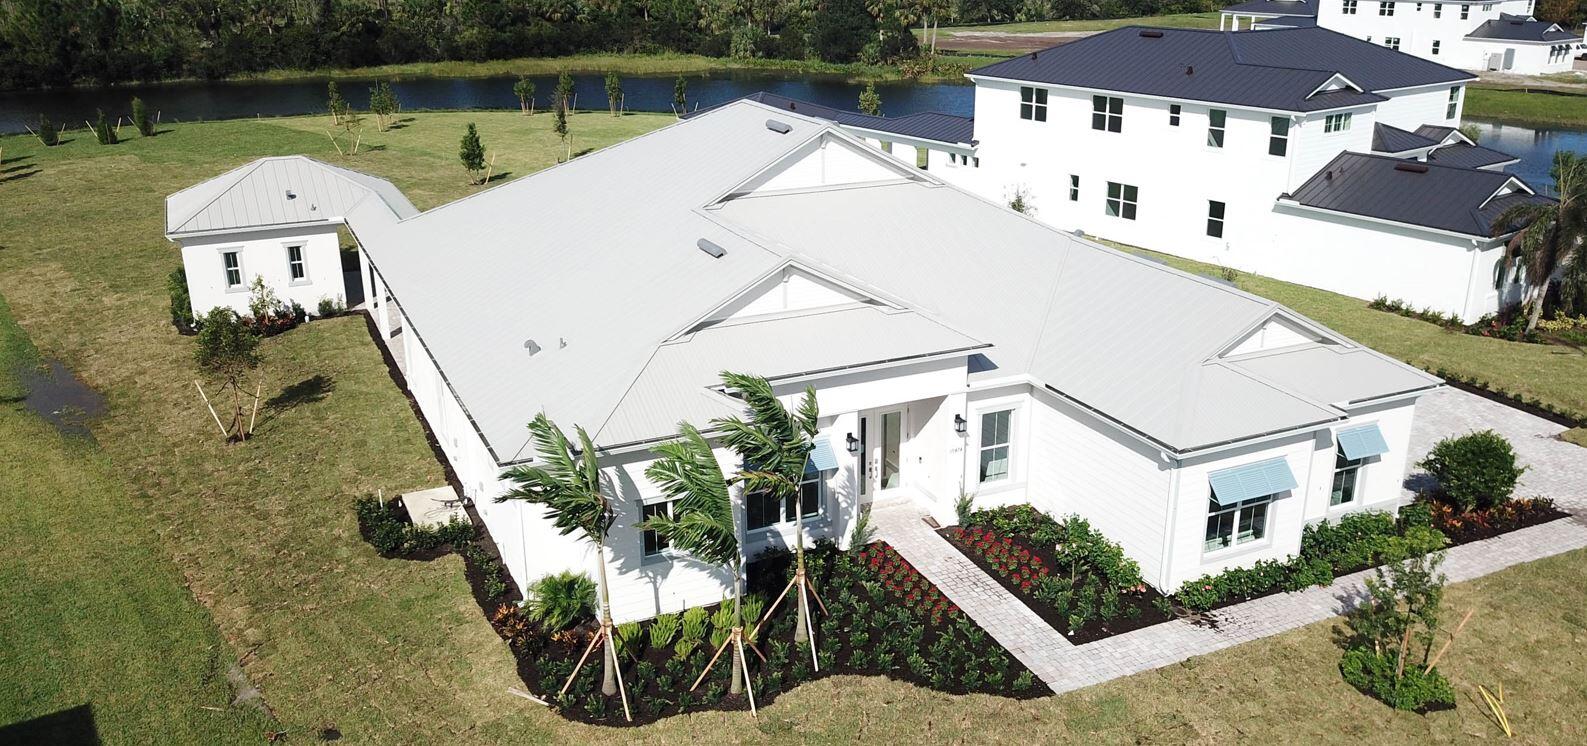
[
  {"left": 839, "top": 124, "right": 975, "bottom": 153},
  {"left": 965, "top": 73, "right": 1316, "bottom": 116},
  {"left": 1274, "top": 198, "right": 1489, "bottom": 240},
  {"left": 164, "top": 218, "right": 341, "bottom": 241},
  {"left": 1306, "top": 72, "right": 1365, "bottom": 98},
  {"left": 1478, "top": 176, "right": 1536, "bottom": 209},
  {"left": 1373, "top": 77, "right": 1479, "bottom": 94},
  {"left": 1463, "top": 37, "right": 1573, "bottom": 45}
]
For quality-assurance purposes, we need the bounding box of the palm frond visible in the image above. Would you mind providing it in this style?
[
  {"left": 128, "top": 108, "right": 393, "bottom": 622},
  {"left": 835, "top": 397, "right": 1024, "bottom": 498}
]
[
  {"left": 644, "top": 424, "right": 738, "bottom": 568},
  {"left": 496, "top": 413, "right": 611, "bottom": 538}
]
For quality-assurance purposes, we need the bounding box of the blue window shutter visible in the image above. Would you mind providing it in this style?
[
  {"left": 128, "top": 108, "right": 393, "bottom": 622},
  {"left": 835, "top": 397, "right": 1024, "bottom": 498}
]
[
  {"left": 1337, "top": 423, "right": 1389, "bottom": 461},
  {"left": 807, "top": 438, "right": 838, "bottom": 472},
  {"left": 1208, "top": 457, "right": 1298, "bottom": 506}
]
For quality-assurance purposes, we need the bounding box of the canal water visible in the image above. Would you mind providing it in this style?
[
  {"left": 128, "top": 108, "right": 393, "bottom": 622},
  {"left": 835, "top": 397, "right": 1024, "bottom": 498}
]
[{"left": 2, "top": 72, "right": 1579, "bottom": 192}]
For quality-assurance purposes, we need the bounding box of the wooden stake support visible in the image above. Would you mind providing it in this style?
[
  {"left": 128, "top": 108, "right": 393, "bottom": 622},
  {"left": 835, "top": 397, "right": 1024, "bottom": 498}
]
[
  {"left": 554, "top": 622, "right": 632, "bottom": 722},
  {"left": 326, "top": 131, "right": 345, "bottom": 157},
  {"left": 689, "top": 626, "right": 759, "bottom": 717},
  {"left": 247, "top": 381, "right": 263, "bottom": 438},
  {"left": 1423, "top": 608, "right": 1475, "bottom": 674},
  {"left": 194, "top": 380, "right": 228, "bottom": 437}
]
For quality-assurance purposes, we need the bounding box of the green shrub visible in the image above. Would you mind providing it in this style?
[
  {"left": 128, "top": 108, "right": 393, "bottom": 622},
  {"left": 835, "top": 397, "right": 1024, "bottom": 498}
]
[
  {"left": 649, "top": 612, "right": 680, "bottom": 649},
  {"left": 1419, "top": 430, "right": 1524, "bottom": 511},
  {"left": 36, "top": 115, "right": 58, "bottom": 146},
  {"left": 92, "top": 108, "right": 117, "bottom": 145},
  {"left": 615, "top": 621, "right": 643, "bottom": 660},
  {"left": 1301, "top": 511, "right": 1399, "bottom": 569},
  {"left": 166, "top": 267, "right": 194, "bottom": 330},
  {"left": 526, "top": 571, "right": 596, "bottom": 631},
  {"left": 131, "top": 97, "right": 154, "bottom": 136},
  {"left": 316, "top": 297, "right": 346, "bottom": 318},
  {"left": 680, "top": 606, "right": 708, "bottom": 642},
  {"left": 1339, "top": 647, "right": 1455, "bottom": 711}
]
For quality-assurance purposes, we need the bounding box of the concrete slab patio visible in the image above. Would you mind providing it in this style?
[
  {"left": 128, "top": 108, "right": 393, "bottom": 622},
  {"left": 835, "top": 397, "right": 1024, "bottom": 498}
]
[
  {"left": 872, "top": 385, "right": 1587, "bottom": 692},
  {"left": 400, "top": 485, "right": 465, "bottom": 528}
]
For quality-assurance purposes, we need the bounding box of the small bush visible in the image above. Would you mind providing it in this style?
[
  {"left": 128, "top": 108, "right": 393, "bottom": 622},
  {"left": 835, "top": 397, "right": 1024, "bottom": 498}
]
[
  {"left": 649, "top": 612, "right": 680, "bottom": 649},
  {"left": 131, "top": 97, "right": 154, "bottom": 137},
  {"left": 316, "top": 297, "right": 346, "bottom": 318},
  {"left": 92, "top": 109, "right": 117, "bottom": 145},
  {"left": 526, "top": 571, "right": 596, "bottom": 631},
  {"left": 1420, "top": 430, "right": 1524, "bottom": 511},
  {"left": 1340, "top": 648, "right": 1455, "bottom": 711},
  {"left": 36, "top": 115, "right": 58, "bottom": 146},
  {"left": 166, "top": 267, "right": 195, "bottom": 331}
]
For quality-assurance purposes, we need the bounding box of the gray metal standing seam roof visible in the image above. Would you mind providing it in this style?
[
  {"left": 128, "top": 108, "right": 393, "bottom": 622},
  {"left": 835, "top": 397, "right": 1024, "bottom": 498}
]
[
  {"left": 1465, "top": 19, "right": 1579, "bottom": 42},
  {"left": 1372, "top": 123, "right": 1441, "bottom": 153},
  {"left": 1427, "top": 142, "right": 1520, "bottom": 169},
  {"left": 1253, "top": 15, "right": 1318, "bottom": 28},
  {"left": 165, "top": 155, "right": 417, "bottom": 235},
  {"left": 1414, "top": 125, "right": 1461, "bottom": 143},
  {"left": 1285, "top": 152, "right": 1551, "bottom": 236},
  {"left": 688, "top": 91, "right": 975, "bottom": 145},
  {"left": 1221, "top": 0, "right": 1317, "bottom": 16},
  {"left": 969, "top": 27, "right": 1473, "bottom": 113},
  {"left": 353, "top": 100, "right": 1438, "bottom": 462}
]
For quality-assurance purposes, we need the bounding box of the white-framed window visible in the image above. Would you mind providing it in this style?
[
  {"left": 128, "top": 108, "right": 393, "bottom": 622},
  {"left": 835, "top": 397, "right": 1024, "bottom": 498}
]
[
  {"left": 1342, "top": 0, "right": 1358, "bottom": 12},
  {"left": 286, "top": 244, "right": 306, "bottom": 282},
  {"left": 1069, "top": 174, "right": 1080, "bottom": 201},
  {"left": 1324, "top": 112, "right": 1353, "bottom": 133},
  {"left": 1460, "top": 4, "right": 1468, "bottom": 19},
  {"left": 1019, "top": 86, "right": 1048, "bottom": 122},
  {"left": 1416, "top": 2, "right": 1422, "bottom": 10},
  {"left": 1205, "top": 494, "right": 1271, "bottom": 551},
  {"left": 641, "top": 498, "right": 676, "bottom": 557},
  {"left": 972, "top": 156, "right": 981, "bottom": 168},
  {"left": 222, "top": 250, "right": 243, "bottom": 289},
  {"left": 1384, "top": 36, "right": 1400, "bottom": 50},
  {"left": 1169, "top": 103, "right": 1182, "bottom": 126},
  {"left": 1207, "top": 200, "right": 1226, "bottom": 238},
  {"left": 1268, "top": 116, "right": 1289, "bottom": 157},
  {"left": 1105, "top": 182, "right": 1139, "bottom": 220},
  {"left": 1378, "top": 1, "right": 1395, "bottom": 15},
  {"left": 1330, "top": 450, "right": 1366, "bottom": 507},
  {"left": 1091, "top": 95, "right": 1123, "bottom": 133},
  {"left": 1446, "top": 86, "right": 1461, "bottom": 119},
  {"left": 1433, "top": 2, "right": 1442, "bottom": 16},
  {"left": 746, "top": 468, "right": 828, "bottom": 531},
  {"left": 978, "top": 409, "right": 1013, "bottom": 483},
  {"left": 1207, "top": 109, "right": 1226, "bottom": 148},
  {"left": 1432, "top": 40, "right": 1441, "bottom": 55}
]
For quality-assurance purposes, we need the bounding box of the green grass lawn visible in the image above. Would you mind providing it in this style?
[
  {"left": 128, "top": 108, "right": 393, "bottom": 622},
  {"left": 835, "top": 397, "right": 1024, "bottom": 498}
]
[
  {"left": 935, "top": 12, "right": 1222, "bottom": 35},
  {"left": 2, "top": 112, "right": 1584, "bottom": 742},
  {"left": 1465, "top": 87, "right": 1587, "bottom": 128}
]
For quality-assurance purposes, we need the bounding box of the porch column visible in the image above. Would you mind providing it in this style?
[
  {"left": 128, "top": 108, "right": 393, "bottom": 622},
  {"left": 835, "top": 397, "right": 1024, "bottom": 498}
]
[{"left": 830, "top": 410, "right": 863, "bottom": 549}]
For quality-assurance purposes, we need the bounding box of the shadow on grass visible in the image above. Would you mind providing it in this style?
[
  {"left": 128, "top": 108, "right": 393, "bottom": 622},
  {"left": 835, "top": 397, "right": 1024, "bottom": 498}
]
[
  {"left": 0, "top": 168, "right": 39, "bottom": 184},
  {"left": 484, "top": 170, "right": 513, "bottom": 183},
  {"left": 266, "top": 374, "right": 334, "bottom": 413},
  {"left": 0, "top": 703, "right": 100, "bottom": 745}
]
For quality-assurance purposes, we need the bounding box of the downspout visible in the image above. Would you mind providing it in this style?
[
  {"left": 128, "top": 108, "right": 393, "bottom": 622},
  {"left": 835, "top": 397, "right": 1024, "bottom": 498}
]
[
  {"left": 1461, "top": 237, "right": 1485, "bottom": 324},
  {"left": 1155, "top": 450, "right": 1182, "bottom": 592}
]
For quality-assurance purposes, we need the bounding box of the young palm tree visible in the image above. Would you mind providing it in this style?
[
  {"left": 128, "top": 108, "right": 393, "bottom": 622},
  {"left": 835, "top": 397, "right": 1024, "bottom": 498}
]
[
  {"left": 712, "top": 371, "right": 820, "bottom": 646},
  {"left": 496, "top": 414, "right": 624, "bottom": 702},
  {"left": 1495, "top": 150, "right": 1586, "bottom": 333},
  {"left": 642, "top": 424, "right": 749, "bottom": 695}
]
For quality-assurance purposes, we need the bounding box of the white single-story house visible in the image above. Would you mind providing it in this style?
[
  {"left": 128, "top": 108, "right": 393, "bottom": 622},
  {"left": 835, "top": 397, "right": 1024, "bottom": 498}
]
[
  {"left": 173, "top": 100, "right": 1443, "bottom": 622},
  {"left": 164, "top": 155, "right": 417, "bottom": 319}
]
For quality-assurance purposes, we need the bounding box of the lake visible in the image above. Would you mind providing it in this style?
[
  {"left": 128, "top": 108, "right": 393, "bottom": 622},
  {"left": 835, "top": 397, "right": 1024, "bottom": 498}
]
[{"left": 2, "top": 73, "right": 1579, "bottom": 193}]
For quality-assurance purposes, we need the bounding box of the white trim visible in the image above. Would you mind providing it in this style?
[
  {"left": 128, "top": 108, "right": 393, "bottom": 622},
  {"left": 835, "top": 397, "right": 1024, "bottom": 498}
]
[
  {"left": 283, "top": 241, "right": 310, "bottom": 286},
  {"left": 964, "top": 74, "right": 1379, "bottom": 116},
  {"left": 1305, "top": 73, "right": 1365, "bottom": 99},
  {"left": 1273, "top": 197, "right": 1519, "bottom": 241},
  {"left": 218, "top": 246, "right": 246, "bottom": 293}
]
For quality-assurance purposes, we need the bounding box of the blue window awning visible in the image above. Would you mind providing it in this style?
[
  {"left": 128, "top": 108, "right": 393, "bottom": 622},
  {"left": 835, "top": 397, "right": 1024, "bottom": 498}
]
[
  {"left": 807, "top": 438, "right": 838, "bottom": 473},
  {"left": 1209, "top": 457, "right": 1298, "bottom": 506},
  {"left": 1337, "top": 423, "right": 1389, "bottom": 461}
]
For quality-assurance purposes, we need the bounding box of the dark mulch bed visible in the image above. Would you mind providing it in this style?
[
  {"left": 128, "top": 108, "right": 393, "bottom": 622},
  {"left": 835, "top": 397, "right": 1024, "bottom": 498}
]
[
  {"left": 1427, "top": 498, "right": 1569, "bottom": 545},
  {"left": 940, "top": 525, "right": 1172, "bottom": 643}
]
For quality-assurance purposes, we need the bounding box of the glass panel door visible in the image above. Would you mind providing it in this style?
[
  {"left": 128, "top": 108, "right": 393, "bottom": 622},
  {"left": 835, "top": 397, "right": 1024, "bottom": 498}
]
[{"left": 881, "top": 410, "right": 902, "bottom": 490}]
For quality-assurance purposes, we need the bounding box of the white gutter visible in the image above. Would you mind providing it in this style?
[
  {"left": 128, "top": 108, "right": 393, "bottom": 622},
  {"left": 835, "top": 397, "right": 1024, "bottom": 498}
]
[
  {"left": 1274, "top": 197, "right": 1506, "bottom": 241},
  {"left": 963, "top": 73, "right": 1382, "bottom": 116}
]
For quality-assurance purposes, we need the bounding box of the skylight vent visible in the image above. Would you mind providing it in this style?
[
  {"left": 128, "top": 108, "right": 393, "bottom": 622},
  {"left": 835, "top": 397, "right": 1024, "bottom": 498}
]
[
  {"left": 1395, "top": 162, "right": 1430, "bottom": 173},
  {"left": 697, "top": 238, "right": 727, "bottom": 258},
  {"left": 765, "top": 119, "right": 792, "bottom": 134},
  {"left": 285, "top": 189, "right": 297, "bottom": 200},
  {"left": 1139, "top": 29, "right": 1163, "bottom": 38}
]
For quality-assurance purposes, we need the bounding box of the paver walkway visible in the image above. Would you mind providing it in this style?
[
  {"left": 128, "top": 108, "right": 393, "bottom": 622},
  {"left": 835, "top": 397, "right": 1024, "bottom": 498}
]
[{"left": 872, "top": 386, "right": 1587, "bottom": 692}]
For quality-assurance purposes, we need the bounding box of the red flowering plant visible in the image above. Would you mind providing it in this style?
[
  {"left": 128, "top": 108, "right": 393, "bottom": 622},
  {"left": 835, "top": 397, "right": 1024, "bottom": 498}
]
[
  {"left": 1423, "top": 496, "right": 1561, "bottom": 542},
  {"left": 857, "top": 542, "right": 963, "bottom": 625}
]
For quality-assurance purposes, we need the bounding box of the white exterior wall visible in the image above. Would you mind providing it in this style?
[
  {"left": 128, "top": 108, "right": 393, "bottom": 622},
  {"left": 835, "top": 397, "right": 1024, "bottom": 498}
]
[
  {"left": 179, "top": 225, "right": 345, "bottom": 318},
  {"left": 1315, "top": 0, "right": 1580, "bottom": 74},
  {"left": 1373, "top": 85, "right": 1463, "bottom": 130}
]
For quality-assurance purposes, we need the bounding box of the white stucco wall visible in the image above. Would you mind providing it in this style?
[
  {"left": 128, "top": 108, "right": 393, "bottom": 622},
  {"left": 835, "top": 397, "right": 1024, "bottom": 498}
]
[{"left": 178, "top": 225, "right": 345, "bottom": 318}]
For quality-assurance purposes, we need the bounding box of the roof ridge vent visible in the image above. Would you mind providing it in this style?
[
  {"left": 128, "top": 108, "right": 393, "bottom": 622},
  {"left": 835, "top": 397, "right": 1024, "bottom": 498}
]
[
  {"left": 697, "top": 238, "right": 727, "bottom": 258},
  {"left": 765, "top": 119, "right": 792, "bottom": 134},
  {"left": 1395, "top": 162, "right": 1430, "bottom": 173},
  {"left": 1139, "top": 29, "right": 1163, "bottom": 38}
]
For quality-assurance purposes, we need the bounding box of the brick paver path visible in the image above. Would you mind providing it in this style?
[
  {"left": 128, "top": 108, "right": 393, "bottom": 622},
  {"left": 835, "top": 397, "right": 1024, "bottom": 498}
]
[{"left": 871, "top": 388, "right": 1587, "bottom": 693}]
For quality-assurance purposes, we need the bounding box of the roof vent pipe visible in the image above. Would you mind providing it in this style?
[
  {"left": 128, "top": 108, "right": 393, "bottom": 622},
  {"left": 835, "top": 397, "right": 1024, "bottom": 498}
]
[
  {"left": 697, "top": 238, "right": 727, "bottom": 258},
  {"left": 1139, "top": 29, "right": 1163, "bottom": 38},
  {"left": 1029, "top": 51, "right": 1038, "bottom": 61},
  {"left": 765, "top": 119, "right": 792, "bottom": 134},
  {"left": 1185, "top": 65, "right": 1194, "bottom": 75}
]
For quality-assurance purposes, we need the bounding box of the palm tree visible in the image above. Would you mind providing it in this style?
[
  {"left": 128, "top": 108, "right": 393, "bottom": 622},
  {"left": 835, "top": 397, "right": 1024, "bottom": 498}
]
[
  {"left": 642, "top": 424, "right": 749, "bottom": 696},
  {"left": 496, "top": 413, "right": 626, "bottom": 709},
  {"left": 1495, "top": 150, "right": 1586, "bottom": 333},
  {"left": 712, "top": 372, "right": 821, "bottom": 648}
]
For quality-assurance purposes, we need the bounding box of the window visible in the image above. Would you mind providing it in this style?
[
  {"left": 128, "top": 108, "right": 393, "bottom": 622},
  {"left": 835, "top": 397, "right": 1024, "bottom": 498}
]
[
  {"left": 222, "top": 251, "right": 242, "bottom": 288},
  {"left": 1342, "top": 0, "right": 1357, "bottom": 12},
  {"left": 1330, "top": 450, "right": 1365, "bottom": 506},
  {"left": 1378, "top": 1, "right": 1395, "bottom": 15},
  {"left": 978, "top": 410, "right": 1013, "bottom": 483},
  {"left": 1432, "top": 40, "right": 1441, "bottom": 55},
  {"left": 1019, "top": 86, "right": 1047, "bottom": 121},
  {"left": 1091, "top": 95, "right": 1123, "bottom": 133},
  {"left": 287, "top": 244, "right": 306, "bottom": 281},
  {"left": 1105, "top": 182, "right": 1138, "bottom": 220},
  {"left": 641, "top": 499, "right": 675, "bottom": 557},
  {"left": 1433, "top": 2, "right": 1441, "bottom": 17},
  {"left": 1268, "top": 116, "right": 1289, "bottom": 157},
  {"left": 1324, "top": 112, "right": 1353, "bottom": 132},
  {"left": 1169, "top": 103, "right": 1181, "bottom": 126},
  {"left": 1205, "top": 495, "right": 1271, "bottom": 551},
  {"left": 1416, "top": 2, "right": 1422, "bottom": 9},
  {"left": 1446, "top": 86, "right": 1460, "bottom": 119},
  {"left": 1207, "top": 109, "right": 1226, "bottom": 148},
  {"left": 1384, "top": 36, "right": 1400, "bottom": 50},
  {"left": 1460, "top": 4, "right": 1468, "bottom": 19},
  {"left": 746, "top": 467, "right": 828, "bottom": 530},
  {"left": 1068, "top": 174, "right": 1079, "bottom": 201},
  {"left": 1207, "top": 200, "right": 1226, "bottom": 238}
]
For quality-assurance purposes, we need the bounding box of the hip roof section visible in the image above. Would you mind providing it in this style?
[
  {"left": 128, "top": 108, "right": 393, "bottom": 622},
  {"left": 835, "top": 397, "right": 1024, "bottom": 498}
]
[{"left": 165, "top": 155, "right": 417, "bottom": 236}]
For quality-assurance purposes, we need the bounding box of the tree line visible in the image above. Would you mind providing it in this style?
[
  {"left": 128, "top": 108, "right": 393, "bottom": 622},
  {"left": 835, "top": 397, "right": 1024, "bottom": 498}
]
[{"left": 1, "top": 0, "right": 1239, "bottom": 91}]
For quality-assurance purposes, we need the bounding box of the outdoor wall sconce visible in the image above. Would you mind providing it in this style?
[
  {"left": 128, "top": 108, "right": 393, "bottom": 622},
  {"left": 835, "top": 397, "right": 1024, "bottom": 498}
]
[
  {"left": 846, "top": 433, "right": 860, "bottom": 453},
  {"left": 954, "top": 414, "right": 967, "bottom": 435}
]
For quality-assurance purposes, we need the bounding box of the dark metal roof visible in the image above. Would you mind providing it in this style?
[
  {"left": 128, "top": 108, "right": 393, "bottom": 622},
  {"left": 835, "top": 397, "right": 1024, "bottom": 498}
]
[
  {"left": 1414, "top": 124, "right": 1461, "bottom": 143},
  {"left": 1255, "top": 15, "right": 1318, "bottom": 28},
  {"left": 1222, "top": 0, "right": 1317, "bottom": 17},
  {"left": 1285, "top": 152, "right": 1550, "bottom": 236},
  {"left": 1427, "top": 142, "right": 1520, "bottom": 169},
  {"left": 1372, "top": 123, "right": 1440, "bottom": 153},
  {"left": 969, "top": 27, "right": 1472, "bottom": 113},
  {"left": 685, "top": 92, "right": 974, "bottom": 145},
  {"left": 1465, "top": 19, "right": 1578, "bottom": 42}
]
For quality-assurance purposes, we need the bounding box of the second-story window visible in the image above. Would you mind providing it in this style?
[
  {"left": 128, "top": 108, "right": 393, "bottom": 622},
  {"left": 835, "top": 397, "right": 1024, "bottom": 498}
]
[
  {"left": 1169, "top": 103, "right": 1181, "bottom": 126},
  {"left": 1268, "top": 117, "right": 1290, "bottom": 157},
  {"left": 1342, "top": 0, "right": 1358, "bottom": 12},
  {"left": 1324, "top": 112, "right": 1353, "bottom": 132},
  {"left": 1069, "top": 174, "right": 1080, "bottom": 201},
  {"left": 1384, "top": 36, "right": 1401, "bottom": 50},
  {"left": 1378, "top": 1, "right": 1395, "bottom": 15},
  {"left": 1019, "top": 86, "right": 1047, "bottom": 121},
  {"left": 1092, "top": 95, "right": 1123, "bottom": 133},
  {"left": 1432, "top": 40, "right": 1441, "bottom": 55},
  {"left": 1105, "top": 182, "right": 1138, "bottom": 220},
  {"left": 1433, "top": 2, "right": 1442, "bottom": 17},
  {"left": 1446, "top": 86, "right": 1461, "bottom": 119},
  {"left": 1460, "top": 4, "right": 1468, "bottom": 18},
  {"left": 1207, "top": 200, "right": 1226, "bottom": 238},
  {"left": 1207, "top": 109, "right": 1226, "bottom": 148}
]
